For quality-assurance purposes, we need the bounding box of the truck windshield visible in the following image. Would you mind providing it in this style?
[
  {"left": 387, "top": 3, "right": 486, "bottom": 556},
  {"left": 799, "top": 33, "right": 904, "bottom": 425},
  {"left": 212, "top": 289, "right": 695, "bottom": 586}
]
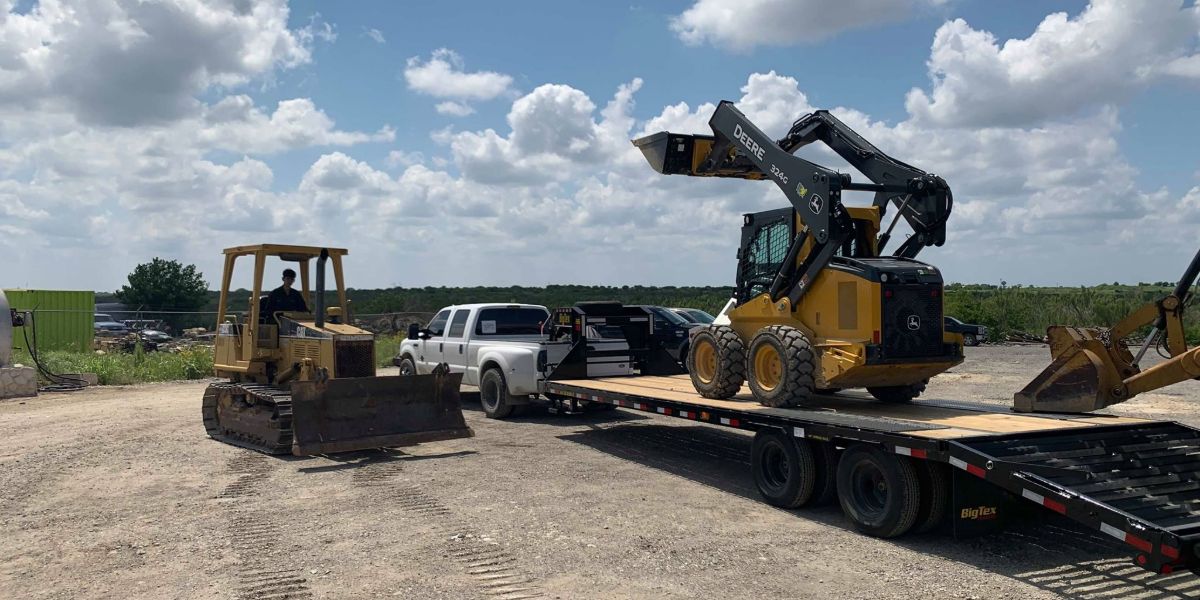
[{"left": 474, "top": 307, "right": 549, "bottom": 336}]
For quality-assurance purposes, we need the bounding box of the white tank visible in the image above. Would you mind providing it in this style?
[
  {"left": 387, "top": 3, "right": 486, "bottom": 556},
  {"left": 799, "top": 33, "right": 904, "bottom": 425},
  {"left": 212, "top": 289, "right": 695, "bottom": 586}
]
[{"left": 0, "top": 290, "right": 11, "bottom": 367}]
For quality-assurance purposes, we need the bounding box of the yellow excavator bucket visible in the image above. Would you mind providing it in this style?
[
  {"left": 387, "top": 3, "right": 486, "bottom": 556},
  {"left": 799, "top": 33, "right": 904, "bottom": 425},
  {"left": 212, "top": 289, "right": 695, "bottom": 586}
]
[{"left": 1014, "top": 326, "right": 1136, "bottom": 413}]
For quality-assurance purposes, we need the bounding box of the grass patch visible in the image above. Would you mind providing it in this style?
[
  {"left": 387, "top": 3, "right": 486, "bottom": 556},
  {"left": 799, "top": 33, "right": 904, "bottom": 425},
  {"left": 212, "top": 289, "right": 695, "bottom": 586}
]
[
  {"left": 16, "top": 347, "right": 214, "bottom": 386},
  {"left": 376, "top": 334, "right": 404, "bottom": 368}
]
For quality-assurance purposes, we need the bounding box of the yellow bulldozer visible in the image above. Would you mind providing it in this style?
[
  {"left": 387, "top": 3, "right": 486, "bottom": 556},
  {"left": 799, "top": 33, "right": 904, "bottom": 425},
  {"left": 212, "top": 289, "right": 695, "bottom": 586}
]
[
  {"left": 202, "top": 244, "right": 472, "bottom": 455},
  {"left": 1016, "top": 250, "right": 1200, "bottom": 413},
  {"left": 634, "top": 101, "right": 961, "bottom": 408}
]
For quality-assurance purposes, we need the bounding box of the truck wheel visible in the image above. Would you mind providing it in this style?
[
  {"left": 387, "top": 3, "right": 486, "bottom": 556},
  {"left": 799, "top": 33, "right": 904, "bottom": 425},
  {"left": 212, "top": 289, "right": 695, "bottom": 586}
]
[
  {"left": 810, "top": 441, "right": 840, "bottom": 506},
  {"left": 836, "top": 444, "right": 921, "bottom": 538},
  {"left": 688, "top": 326, "right": 745, "bottom": 399},
  {"left": 480, "top": 368, "right": 515, "bottom": 419},
  {"left": 963, "top": 333, "right": 978, "bottom": 347},
  {"left": 867, "top": 380, "right": 927, "bottom": 404},
  {"left": 912, "top": 460, "right": 949, "bottom": 534},
  {"left": 397, "top": 356, "right": 417, "bottom": 376},
  {"left": 751, "top": 429, "right": 817, "bottom": 508},
  {"left": 747, "top": 325, "right": 815, "bottom": 408}
]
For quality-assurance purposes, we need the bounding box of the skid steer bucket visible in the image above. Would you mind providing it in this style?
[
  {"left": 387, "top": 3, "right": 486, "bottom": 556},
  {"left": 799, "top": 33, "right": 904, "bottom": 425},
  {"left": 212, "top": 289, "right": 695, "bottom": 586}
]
[
  {"left": 1013, "top": 326, "right": 1135, "bottom": 413},
  {"left": 289, "top": 372, "right": 472, "bottom": 456}
]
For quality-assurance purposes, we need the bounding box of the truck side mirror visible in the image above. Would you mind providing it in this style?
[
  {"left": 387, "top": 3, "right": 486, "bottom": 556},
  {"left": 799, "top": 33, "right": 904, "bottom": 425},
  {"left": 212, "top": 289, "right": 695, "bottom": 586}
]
[{"left": 407, "top": 323, "right": 420, "bottom": 340}]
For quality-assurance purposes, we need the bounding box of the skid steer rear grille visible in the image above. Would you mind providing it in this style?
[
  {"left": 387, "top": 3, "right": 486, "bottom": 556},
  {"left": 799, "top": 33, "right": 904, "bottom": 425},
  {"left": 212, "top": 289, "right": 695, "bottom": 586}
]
[
  {"left": 335, "top": 340, "right": 375, "bottom": 378},
  {"left": 881, "top": 284, "right": 943, "bottom": 359}
]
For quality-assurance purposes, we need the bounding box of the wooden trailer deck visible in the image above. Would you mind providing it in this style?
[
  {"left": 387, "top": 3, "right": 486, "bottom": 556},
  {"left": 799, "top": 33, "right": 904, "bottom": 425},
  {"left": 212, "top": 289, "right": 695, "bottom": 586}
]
[{"left": 548, "top": 374, "right": 1148, "bottom": 439}]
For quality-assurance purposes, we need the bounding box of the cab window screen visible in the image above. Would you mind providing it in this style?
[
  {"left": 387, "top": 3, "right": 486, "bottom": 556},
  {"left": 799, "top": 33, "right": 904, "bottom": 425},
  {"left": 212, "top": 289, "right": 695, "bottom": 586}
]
[
  {"left": 474, "top": 307, "right": 549, "bottom": 336},
  {"left": 739, "top": 218, "right": 790, "bottom": 299},
  {"left": 427, "top": 310, "right": 450, "bottom": 336},
  {"left": 447, "top": 310, "right": 471, "bottom": 338}
]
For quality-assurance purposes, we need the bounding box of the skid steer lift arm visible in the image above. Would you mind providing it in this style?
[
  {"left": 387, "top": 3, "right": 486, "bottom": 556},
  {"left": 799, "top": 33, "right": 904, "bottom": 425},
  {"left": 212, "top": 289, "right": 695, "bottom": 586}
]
[
  {"left": 633, "top": 100, "right": 952, "bottom": 302},
  {"left": 1016, "top": 246, "right": 1200, "bottom": 413}
]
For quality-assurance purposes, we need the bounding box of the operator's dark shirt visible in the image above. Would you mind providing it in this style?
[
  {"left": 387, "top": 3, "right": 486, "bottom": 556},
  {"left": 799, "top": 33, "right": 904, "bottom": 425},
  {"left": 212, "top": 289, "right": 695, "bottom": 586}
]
[{"left": 265, "top": 286, "right": 308, "bottom": 315}]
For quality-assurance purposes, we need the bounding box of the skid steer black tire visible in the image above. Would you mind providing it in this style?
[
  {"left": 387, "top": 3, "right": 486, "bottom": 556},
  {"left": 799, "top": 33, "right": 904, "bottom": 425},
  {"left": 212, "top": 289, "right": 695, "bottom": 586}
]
[
  {"left": 836, "top": 444, "right": 921, "bottom": 538},
  {"left": 747, "top": 325, "right": 815, "bottom": 408},
  {"left": 480, "top": 368, "right": 516, "bottom": 419},
  {"left": 752, "top": 429, "right": 817, "bottom": 508},
  {"left": 867, "top": 380, "right": 927, "bottom": 404},
  {"left": 688, "top": 326, "right": 745, "bottom": 399}
]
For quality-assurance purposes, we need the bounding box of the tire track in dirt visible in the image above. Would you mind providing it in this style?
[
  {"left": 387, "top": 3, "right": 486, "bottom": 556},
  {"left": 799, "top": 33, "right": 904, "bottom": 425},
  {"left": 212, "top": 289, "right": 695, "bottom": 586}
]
[
  {"left": 218, "top": 452, "right": 314, "bottom": 600},
  {"left": 350, "top": 456, "right": 543, "bottom": 600}
]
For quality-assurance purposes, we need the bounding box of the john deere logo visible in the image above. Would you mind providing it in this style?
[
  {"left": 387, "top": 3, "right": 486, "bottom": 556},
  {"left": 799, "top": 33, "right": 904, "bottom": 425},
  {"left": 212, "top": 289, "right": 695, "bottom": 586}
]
[
  {"left": 907, "top": 314, "right": 921, "bottom": 330},
  {"left": 808, "top": 194, "right": 823, "bottom": 214},
  {"left": 796, "top": 183, "right": 808, "bottom": 198}
]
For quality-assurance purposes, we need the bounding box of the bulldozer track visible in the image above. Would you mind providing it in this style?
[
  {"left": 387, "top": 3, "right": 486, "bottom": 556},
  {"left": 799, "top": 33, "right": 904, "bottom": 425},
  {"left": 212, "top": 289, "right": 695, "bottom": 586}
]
[
  {"left": 212, "top": 452, "right": 312, "bottom": 600},
  {"left": 203, "top": 383, "right": 295, "bottom": 455},
  {"left": 347, "top": 460, "right": 542, "bottom": 599}
]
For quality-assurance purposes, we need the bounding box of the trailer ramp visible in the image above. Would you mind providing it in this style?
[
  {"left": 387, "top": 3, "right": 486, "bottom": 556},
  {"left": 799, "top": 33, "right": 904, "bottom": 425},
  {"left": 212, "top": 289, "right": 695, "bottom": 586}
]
[{"left": 951, "top": 422, "right": 1200, "bottom": 574}]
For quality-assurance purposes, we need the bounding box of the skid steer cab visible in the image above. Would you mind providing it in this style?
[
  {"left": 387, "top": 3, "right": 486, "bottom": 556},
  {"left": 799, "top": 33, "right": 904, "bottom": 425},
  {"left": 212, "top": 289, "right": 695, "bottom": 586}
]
[{"left": 203, "top": 244, "right": 472, "bottom": 456}]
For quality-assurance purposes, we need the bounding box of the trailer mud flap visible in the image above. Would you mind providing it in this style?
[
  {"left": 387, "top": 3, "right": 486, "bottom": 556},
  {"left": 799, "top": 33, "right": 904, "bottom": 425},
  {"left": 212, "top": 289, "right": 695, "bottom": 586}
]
[
  {"left": 289, "top": 373, "right": 472, "bottom": 456},
  {"left": 951, "top": 469, "right": 1009, "bottom": 538}
]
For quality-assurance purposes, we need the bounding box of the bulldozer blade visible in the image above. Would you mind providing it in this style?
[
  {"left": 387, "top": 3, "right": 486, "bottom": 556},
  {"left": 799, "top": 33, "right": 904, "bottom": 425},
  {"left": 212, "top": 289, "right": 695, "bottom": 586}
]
[
  {"left": 1014, "top": 326, "right": 1128, "bottom": 413},
  {"left": 289, "top": 372, "right": 473, "bottom": 456}
]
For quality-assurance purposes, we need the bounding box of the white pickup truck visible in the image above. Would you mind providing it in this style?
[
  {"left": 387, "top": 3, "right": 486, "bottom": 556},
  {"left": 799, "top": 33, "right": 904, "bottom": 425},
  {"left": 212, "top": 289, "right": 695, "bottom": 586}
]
[{"left": 396, "top": 303, "right": 573, "bottom": 418}]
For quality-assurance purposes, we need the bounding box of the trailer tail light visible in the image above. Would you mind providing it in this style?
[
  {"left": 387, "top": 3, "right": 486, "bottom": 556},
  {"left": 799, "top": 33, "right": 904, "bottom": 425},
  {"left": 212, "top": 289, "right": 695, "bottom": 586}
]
[{"left": 931, "top": 289, "right": 940, "bottom": 297}]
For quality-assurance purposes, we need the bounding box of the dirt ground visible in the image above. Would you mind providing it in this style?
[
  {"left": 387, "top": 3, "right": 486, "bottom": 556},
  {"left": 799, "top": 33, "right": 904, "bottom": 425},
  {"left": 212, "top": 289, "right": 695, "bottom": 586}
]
[{"left": 4, "top": 346, "right": 1200, "bottom": 600}]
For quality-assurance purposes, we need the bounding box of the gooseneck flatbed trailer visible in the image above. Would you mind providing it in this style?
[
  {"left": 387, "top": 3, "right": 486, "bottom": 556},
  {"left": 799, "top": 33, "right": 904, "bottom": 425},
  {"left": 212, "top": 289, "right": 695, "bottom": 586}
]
[{"left": 537, "top": 305, "right": 1200, "bottom": 576}]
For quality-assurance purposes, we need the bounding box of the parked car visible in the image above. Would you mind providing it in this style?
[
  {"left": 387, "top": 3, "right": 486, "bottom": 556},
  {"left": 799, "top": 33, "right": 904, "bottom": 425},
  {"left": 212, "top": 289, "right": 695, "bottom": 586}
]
[
  {"left": 93, "top": 313, "right": 129, "bottom": 337},
  {"left": 944, "top": 316, "right": 987, "bottom": 346},
  {"left": 669, "top": 307, "right": 716, "bottom": 324},
  {"left": 633, "top": 305, "right": 705, "bottom": 367}
]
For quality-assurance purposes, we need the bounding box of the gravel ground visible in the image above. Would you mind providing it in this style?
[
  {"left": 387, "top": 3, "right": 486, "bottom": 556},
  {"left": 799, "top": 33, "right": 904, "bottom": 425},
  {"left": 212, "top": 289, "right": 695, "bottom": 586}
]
[{"left": 3, "top": 346, "right": 1200, "bottom": 599}]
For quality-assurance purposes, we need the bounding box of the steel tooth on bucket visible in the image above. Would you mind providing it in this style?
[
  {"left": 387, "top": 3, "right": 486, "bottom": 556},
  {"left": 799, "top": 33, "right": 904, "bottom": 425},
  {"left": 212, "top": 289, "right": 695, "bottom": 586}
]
[{"left": 288, "top": 371, "right": 473, "bottom": 456}]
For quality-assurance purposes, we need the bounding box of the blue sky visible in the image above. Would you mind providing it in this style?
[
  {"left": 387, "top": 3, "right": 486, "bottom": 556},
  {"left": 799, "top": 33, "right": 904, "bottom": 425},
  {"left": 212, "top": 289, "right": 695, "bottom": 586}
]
[{"left": 2, "top": 0, "right": 1199, "bottom": 290}]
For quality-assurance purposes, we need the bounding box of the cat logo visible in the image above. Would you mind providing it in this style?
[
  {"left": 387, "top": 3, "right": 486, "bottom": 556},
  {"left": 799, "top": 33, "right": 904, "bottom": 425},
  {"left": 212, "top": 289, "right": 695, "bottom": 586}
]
[
  {"left": 960, "top": 506, "right": 998, "bottom": 520},
  {"left": 907, "top": 314, "right": 921, "bottom": 330},
  {"left": 808, "top": 194, "right": 824, "bottom": 215}
]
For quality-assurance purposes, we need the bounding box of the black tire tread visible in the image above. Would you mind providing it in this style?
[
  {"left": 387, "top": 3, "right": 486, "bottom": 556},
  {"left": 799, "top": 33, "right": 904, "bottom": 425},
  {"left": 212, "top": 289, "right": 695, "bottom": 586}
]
[
  {"left": 747, "top": 325, "right": 815, "bottom": 408},
  {"left": 836, "top": 445, "right": 921, "bottom": 538},
  {"left": 913, "top": 459, "right": 949, "bottom": 534},
  {"left": 688, "top": 326, "right": 746, "bottom": 399},
  {"left": 480, "top": 368, "right": 515, "bottom": 419},
  {"left": 752, "top": 430, "right": 817, "bottom": 509},
  {"left": 867, "top": 380, "right": 927, "bottom": 404}
]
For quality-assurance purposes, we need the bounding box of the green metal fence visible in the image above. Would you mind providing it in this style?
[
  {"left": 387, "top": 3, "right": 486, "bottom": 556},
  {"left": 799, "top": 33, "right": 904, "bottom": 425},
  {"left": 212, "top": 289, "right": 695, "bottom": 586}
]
[{"left": 5, "top": 289, "right": 95, "bottom": 353}]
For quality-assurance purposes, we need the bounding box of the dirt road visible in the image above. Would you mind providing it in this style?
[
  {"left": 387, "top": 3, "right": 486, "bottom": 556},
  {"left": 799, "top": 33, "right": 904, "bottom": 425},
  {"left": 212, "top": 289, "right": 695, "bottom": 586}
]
[{"left": 3, "top": 346, "right": 1200, "bottom": 599}]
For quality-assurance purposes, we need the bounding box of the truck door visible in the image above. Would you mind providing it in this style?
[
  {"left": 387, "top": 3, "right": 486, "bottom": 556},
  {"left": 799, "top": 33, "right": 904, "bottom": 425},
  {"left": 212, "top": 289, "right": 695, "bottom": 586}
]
[
  {"left": 443, "top": 308, "right": 473, "bottom": 375},
  {"left": 418, "top": 309, "right": 451, "bottom": 372}
]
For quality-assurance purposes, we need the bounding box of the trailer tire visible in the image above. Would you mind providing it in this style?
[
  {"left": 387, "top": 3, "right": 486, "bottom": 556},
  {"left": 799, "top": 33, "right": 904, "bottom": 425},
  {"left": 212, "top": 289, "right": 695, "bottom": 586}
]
[
  {"left": 396, "top": 356, "right": 417, "bottom": 376},
  {"left": 752, "top": 429, "right": 817, "bottom": 508},
  {"left": 867, "top": 380, "right": 927, "bottom": 404},
  {"left": 689, "top": 326, "right": 745, "bottom": 399},
  {"left": 810, "top": 441, "right": 840, "bottom": 506},
  {"left": 836, "top": 445, "right": 921, "bottom": 538},
  {"left": 747, "top": 325, "right": 815, "bottom": 408},
  {"left": 912, "top": 460, "right": 949, "bottom": 534},
  {"left": 480, "top": 368, "right": 516, "bottom": 419}
]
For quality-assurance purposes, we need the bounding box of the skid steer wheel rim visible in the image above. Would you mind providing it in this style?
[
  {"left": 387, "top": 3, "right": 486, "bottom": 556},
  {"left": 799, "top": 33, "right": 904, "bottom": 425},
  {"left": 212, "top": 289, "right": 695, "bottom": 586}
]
[
  {"left": 849, "top": 459, "right": 888, "bottom": 519},
  {"left": 694, "top": 339, "right": 717, "bottom": 384},
  {"left": 753, "top": 344, "right": 783, "bottom": 392},
  {"left": 758, "top": 439, "right": 790, "bottom": 493}
]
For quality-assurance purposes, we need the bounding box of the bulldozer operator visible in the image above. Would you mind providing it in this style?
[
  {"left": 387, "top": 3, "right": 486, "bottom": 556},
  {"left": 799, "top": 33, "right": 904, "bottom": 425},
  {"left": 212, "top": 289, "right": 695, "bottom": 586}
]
[{"left": 265, "top": 268, "right": 308, "bottom": 316}]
